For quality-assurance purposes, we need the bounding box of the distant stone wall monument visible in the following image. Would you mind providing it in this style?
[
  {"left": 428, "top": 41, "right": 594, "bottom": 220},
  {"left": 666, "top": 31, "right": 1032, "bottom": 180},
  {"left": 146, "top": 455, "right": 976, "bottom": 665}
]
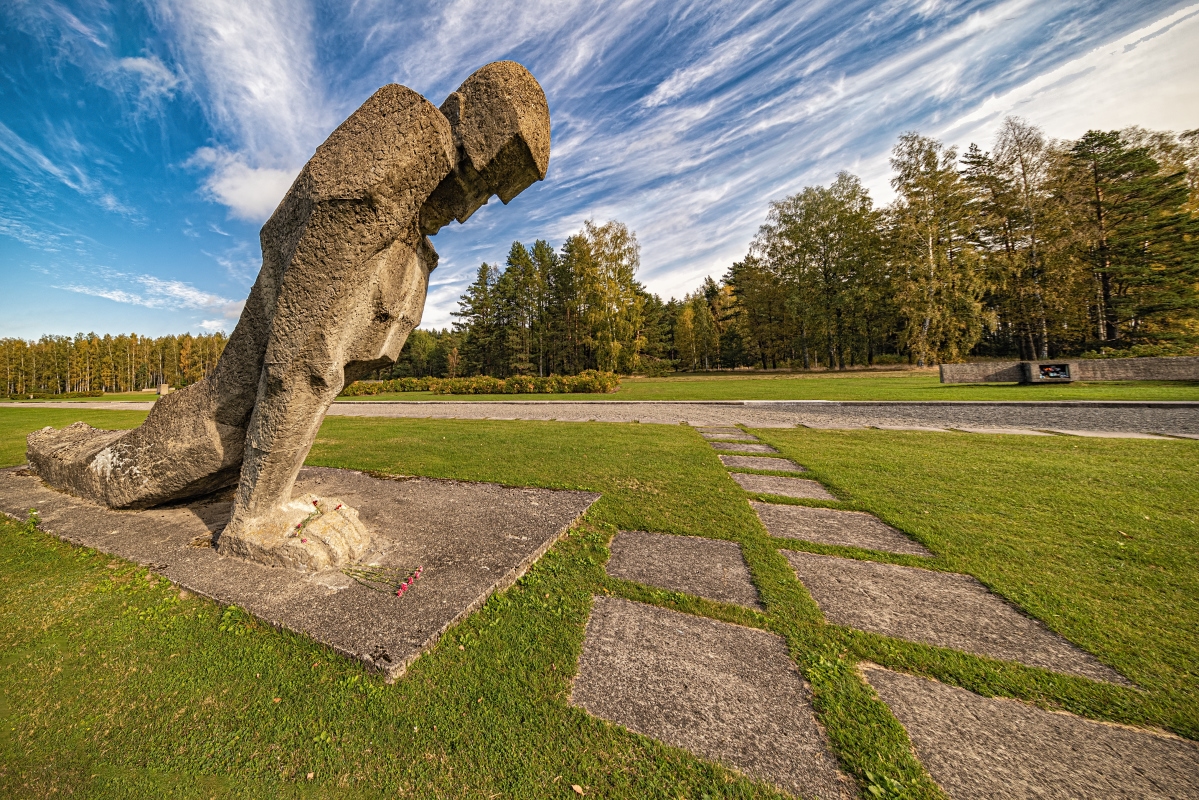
[
  {"left": 940, "top": 356, "right": 1199, "bottom": 384},
  {"left": 26, "top": 61, "right": 550, "bottom": 572}
]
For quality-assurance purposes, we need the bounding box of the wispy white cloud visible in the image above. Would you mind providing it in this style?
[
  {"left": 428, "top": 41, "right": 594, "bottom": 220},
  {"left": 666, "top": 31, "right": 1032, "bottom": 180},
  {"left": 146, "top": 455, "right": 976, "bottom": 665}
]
[
  {"left": 113, "top": 55, "right": 183, "bottom": 111},
  {"left": 186, "top": 146, "right": 297, "bottom": 221},
  {"left": 935, "top": 4, "right": 1199, "bottom": 155},
  {"left": 55, "top": 272, "right": 245, "bottom": 330},
  {"left": 0, "top": 120, "right": 136, "bottom": 217},
  {"left": 147, "top": 0, "right": 332, "bottom": 221}
]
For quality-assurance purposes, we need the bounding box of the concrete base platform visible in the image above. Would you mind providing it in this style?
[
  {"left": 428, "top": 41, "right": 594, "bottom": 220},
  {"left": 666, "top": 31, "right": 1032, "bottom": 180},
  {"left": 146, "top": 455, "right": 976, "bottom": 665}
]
[
  {"left": 711, "top": 442, "right": 779, "bottom": 454},
  {"left": 719, "top": 455, "right": 806, "bottom": 473},
  {"left": 0, "top": 466, "right": 597, "bottom": 681},
  {"left": 784, "top": 551, "right": 1126, "bottom": 683},
  {"left": 752, "top": 502, "right": 929, "bottom": 555},
  {"left": 863, "top": 666, "right": 1199, "bottom": 800},
  {"left": 732, "top": 473, "right": 837, "bottom": 500},
  {"left": 571, "top": 596, "right": 849, "bottom": 799},
  {"left": 606, "top": 530, "right": 761, "bottom": 608}
]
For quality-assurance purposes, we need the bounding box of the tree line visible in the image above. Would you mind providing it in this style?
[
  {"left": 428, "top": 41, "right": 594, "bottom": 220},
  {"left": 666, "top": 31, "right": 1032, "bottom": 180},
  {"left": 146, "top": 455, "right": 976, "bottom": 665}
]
[
  {"left": 383, "top": 220, "right": 674, "bottom": 380},
  {"left": 1, "top": 332, "right": 228, "bottom": 396},
  {"left": 715, "top": 120, "right": 1199, "bottom": 369},
  {"left": 388, "top": 118, "right": 1197, "bottom": 378}
]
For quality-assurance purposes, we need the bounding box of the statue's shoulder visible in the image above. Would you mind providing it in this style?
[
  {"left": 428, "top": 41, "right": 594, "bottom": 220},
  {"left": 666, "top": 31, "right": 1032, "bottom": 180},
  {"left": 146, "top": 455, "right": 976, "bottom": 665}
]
[{"left": 299, "top": 84, "right": 455, "bottom": 202}]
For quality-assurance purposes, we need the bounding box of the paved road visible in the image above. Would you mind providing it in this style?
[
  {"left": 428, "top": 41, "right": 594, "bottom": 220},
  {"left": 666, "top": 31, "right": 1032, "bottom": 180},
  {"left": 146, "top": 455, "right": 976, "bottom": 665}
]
[{"left": 7, "top": 399, "right": 1197, "bottom": 437}]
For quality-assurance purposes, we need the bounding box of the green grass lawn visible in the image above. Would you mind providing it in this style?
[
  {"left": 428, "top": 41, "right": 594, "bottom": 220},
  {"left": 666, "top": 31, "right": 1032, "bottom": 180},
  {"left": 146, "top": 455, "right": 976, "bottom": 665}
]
[
  {"left": 334, "top": 371, "right": 1199, "bottom": 402},
  {"left": 1, "top": 409, "right": 1195, "bottom": 798}
]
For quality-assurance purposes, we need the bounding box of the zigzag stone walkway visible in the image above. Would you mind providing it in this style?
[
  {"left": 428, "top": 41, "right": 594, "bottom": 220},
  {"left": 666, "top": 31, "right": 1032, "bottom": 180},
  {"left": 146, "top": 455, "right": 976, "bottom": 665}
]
[
  {"left": 575, "top": 422, "right": 1187, "bottom": 797},
  {"left": 714, "top": 425, "right": 1188, "bottom": 796}
]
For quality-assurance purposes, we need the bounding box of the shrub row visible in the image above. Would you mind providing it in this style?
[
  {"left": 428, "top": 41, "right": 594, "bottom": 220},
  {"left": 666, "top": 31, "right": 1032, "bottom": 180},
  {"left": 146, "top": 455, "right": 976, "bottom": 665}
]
[
  {"left": 1081, "top": 342, "right": 1199, "bottom": 359},
  {"left": 340, "top": 370, "right": 620, "bottom": 396},
  {"left": 4, "top": 391, "right": 105, "bottom": 399}
]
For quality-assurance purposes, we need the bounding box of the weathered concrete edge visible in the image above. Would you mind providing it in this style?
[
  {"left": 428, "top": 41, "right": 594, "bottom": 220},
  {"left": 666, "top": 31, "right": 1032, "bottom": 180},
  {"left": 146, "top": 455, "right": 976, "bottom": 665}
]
[
  {"left": 0, "top": 476, "right": 600, "bottom": 683},
  {"left": 374, "top": 488, "right": 599, "bottom": 682}
]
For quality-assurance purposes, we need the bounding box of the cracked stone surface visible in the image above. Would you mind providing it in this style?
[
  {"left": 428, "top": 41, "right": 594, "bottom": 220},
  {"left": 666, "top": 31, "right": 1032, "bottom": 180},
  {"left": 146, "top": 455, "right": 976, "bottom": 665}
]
[
  {"left": 863, "top": 666, "right": 1199, "bottom": 800},
  {"left": 606, "top": 530, "right": 761, "bottom": 608},
  {"left": 731, "top": 473, "right": 837, "bottom": 500},
  {"left": 785, "top": 551, "right": 1128, "bottom": 683},
  {"left": 752, "top": 502, "right": 929, "bottom": 555},
  {"left": 719, "top": 455, "right": 806, "bottom": 473},
  {"left": 572, "top": 596, "right": 850, "bottom": 799},
  {"left": 0, "top": 465, "right": 595, "bottom": 680}
]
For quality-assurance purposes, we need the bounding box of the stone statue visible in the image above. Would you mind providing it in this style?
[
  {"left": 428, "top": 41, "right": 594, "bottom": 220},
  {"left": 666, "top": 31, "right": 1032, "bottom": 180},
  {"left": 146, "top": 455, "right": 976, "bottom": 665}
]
[{"left": 26, "top": 61, "right": 550, "bottom": 572}]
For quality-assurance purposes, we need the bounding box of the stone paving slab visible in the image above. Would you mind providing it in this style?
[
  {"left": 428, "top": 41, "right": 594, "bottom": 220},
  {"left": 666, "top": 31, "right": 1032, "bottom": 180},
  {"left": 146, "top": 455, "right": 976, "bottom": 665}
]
[
  {"left": 720, "top": 455, "right": 806, "bottom": 472},
  {"left": 711, "top": 441, "right": 780, "bottom": 454},
  {"left": 752, "top": 502, "right": 929, "bottom": 555},
  {"left": 953, "top": 426, "right": 1055, "bottom": 436},
  {"left": 7, "top": 400, "right": 1198, "bottom": 436},
  {"left": 701, "top": 432, "right": 759, "bottom": 441},
  {"left": 784, "top": 552, "right": 1126, "bottom": 683},
  {"left": 571, "top": 596, "right": 849, "bottom": 799},
  {"left": 862, "top": 666, "right": 1199, "bottom": 800},
  {"left": 606, "top": 530, "right": 761, "bottom": 608},
  {"left": 1047, "top": 429, "right": 1174, "bottom": 440},
  {"left": 695, "top": 426, "right": 745, "bottom": 435},
  {"left": 0, "top": 466, "right": 597, "bottom": 681},
  {"left": 731, "top": 473, "right": 837, "bottom": 500}
]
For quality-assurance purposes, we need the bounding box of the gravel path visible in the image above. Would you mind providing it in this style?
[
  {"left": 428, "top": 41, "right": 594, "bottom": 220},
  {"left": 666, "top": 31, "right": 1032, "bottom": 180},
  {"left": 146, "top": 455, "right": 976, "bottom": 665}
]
[{"left": 4, "top": 399, "right": 1197, "bottom": 436}]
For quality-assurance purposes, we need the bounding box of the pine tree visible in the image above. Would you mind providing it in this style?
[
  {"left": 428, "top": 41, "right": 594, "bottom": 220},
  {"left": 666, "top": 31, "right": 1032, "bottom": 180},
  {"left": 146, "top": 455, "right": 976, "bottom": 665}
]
[
  {"left": 453, "top": 263, "right": 501, "bottom": 376},
  {"left": 1067, "top": 130, "right": 1199, "bottom": 342},
  {"left": 887, "top": 133, "right": 986, "bottom": 365}
]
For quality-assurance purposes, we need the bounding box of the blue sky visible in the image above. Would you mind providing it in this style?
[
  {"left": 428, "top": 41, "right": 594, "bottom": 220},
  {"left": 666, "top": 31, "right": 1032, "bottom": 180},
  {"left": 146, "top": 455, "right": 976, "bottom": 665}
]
[{"left": 2, "top": 0, "right": 1197, "bottom": 338}]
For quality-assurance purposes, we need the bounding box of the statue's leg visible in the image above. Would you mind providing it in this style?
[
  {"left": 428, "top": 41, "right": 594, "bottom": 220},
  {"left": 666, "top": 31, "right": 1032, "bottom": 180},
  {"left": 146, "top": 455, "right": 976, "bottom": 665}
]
[
  {"left": 26, "top": 261, "right": 280, "bottom": 508},
  {"left": 216, "top": 236, "right": 433, "bottom": 571}
]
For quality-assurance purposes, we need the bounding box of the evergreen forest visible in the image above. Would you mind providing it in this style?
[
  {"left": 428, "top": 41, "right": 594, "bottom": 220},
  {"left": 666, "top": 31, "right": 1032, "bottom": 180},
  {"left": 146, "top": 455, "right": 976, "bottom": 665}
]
[{"left": 394, "top": 118, "right": 1199, "bottom": 379}]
